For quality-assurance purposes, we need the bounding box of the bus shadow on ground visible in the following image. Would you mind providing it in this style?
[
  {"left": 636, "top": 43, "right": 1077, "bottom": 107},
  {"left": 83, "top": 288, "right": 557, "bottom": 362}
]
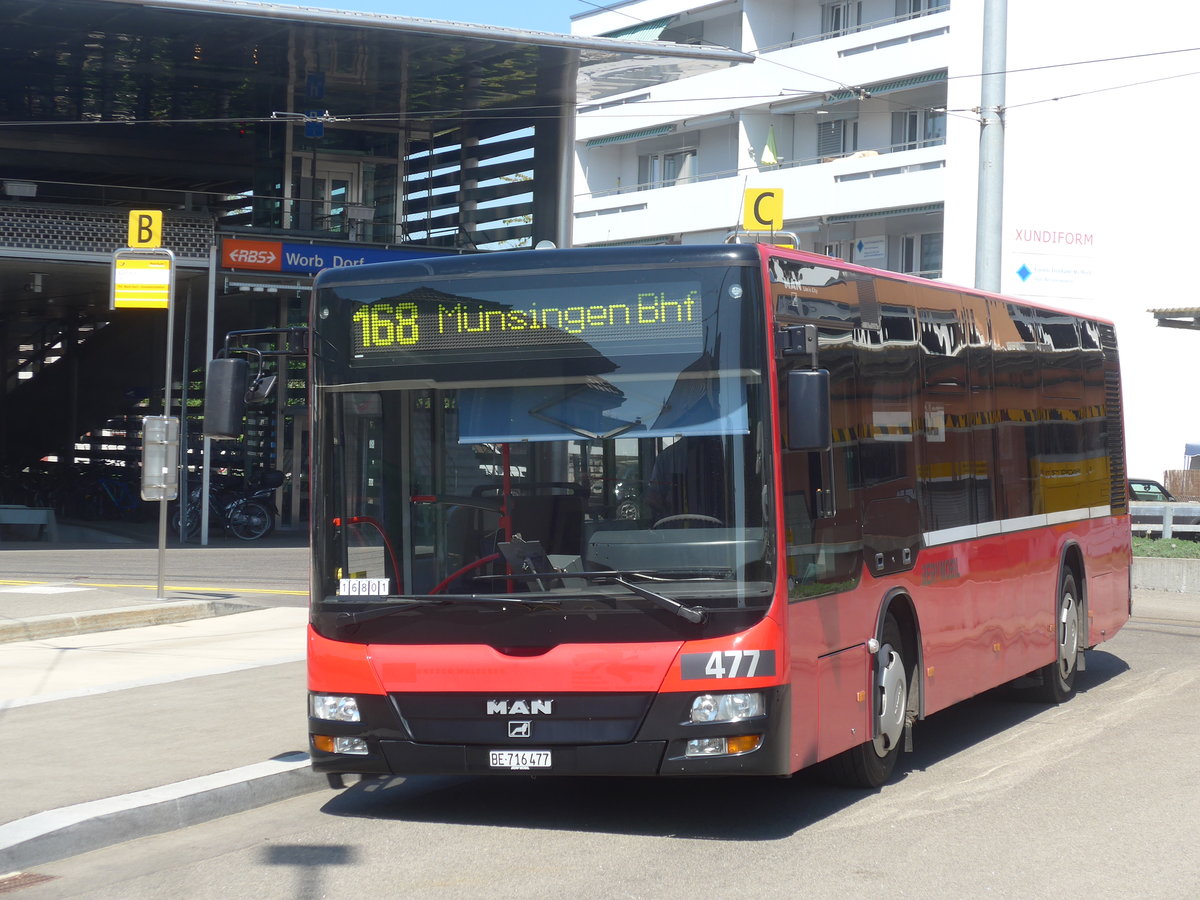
[{"left": 320, "top": 650, "right": 1130, "bottom": 841}]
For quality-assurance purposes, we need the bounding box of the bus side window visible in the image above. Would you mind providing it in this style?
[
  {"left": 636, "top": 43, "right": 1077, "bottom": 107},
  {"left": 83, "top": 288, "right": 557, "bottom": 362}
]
[{"left": 781, "top": 340, "right": 862, "bottom": 595}]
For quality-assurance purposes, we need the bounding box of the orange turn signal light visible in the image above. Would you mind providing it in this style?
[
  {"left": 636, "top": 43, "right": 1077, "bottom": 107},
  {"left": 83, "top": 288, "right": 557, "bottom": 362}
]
[
  {"left": 725, "top": 734, "right": 763, "bottom": 755},
  {"left": 312, "top": 735, "right": 336, "bottom": 753}
]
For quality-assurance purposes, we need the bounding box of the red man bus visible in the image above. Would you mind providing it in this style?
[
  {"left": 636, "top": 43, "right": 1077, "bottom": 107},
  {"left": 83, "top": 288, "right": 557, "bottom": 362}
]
[{"left": 302, "top": 244, "right": 1130, "bottom": 787}]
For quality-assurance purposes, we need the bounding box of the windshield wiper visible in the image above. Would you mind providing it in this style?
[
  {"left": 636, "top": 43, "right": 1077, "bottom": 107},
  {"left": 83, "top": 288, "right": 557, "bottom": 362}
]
[
  {"left": 609, "top": 577, "right": 708, "bottom": 624},
  {"left": 335, "top": 570, "right": 716, "bottom": 626},
  {"left": 471, "top": 569, "right": 715, "bottom": 623},
  {"left": 334, "top": 595, "right": 562, "bottom": 626}
]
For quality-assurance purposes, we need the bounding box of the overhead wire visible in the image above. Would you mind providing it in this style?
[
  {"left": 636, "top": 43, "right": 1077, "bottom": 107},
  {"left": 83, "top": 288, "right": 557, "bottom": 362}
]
[
  {"left": 949, "top": 45, "right": 1200, "bottom": 81},
  {"left": 1004, "top": 68, "right": 1200, "bottom": 111}
]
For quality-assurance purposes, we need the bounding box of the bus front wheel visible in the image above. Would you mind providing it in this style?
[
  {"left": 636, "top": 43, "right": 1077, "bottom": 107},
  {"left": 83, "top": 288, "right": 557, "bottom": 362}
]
[{"left": 825, "top": 613, "right": 909, "bottom": 789}]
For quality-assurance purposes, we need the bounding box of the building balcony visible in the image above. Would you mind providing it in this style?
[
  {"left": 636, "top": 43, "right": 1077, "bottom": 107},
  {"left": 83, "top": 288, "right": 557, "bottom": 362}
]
[
  {"left": 573, "top": 143, "right": 945, "bottom": 245},
  {"left": 755, "top": 4, "right": 949, "bottom": 56}
]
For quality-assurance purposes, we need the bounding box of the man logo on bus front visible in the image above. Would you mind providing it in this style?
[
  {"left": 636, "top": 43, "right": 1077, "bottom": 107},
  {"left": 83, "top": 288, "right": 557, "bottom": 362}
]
[
  {"left": 486, "top": 699, "right": 554, "bottom": 715},
  {"left": 508, "top": 721, "right": 532, "bottom": 738}
]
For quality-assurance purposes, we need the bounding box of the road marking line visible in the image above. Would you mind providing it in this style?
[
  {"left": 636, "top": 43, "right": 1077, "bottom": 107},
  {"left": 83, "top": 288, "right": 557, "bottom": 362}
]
[
  {"left": 0, "top": 579, "right": 306, "bottom": 596},
  {"left": 81, "top": 582, "right": 309, "bottom": 596},
  {"left": 0, "top": 584, "right": 92, "bottom": 594}
]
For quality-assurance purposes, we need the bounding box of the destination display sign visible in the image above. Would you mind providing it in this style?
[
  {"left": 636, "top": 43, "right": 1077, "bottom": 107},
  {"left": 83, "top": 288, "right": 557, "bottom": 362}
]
[{"left": 350, "top": 283, "right": 705, "bottom": 362}]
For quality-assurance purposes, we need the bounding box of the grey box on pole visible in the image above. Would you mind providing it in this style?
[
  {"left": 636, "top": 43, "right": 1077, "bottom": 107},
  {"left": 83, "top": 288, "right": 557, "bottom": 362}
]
[
  {"left": 141, "top": 415, "right": 180, "bottom": 501},
  {"left": 205, "top": 357, "right": 249, "bottom": 440}
]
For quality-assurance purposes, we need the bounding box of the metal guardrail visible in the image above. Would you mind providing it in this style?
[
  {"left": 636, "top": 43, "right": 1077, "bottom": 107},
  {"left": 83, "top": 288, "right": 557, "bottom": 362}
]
[{"left": 1129, "top": 502, "right": 1200, "bottom": 538}]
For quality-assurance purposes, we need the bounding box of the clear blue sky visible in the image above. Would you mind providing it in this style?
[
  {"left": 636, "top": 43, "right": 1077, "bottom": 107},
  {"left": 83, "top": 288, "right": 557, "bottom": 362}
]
[{"left": 270, "top": 1, "right": 583, "bottom": 32}]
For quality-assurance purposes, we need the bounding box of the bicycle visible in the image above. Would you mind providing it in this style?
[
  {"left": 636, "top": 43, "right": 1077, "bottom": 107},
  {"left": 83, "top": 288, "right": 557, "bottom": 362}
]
[
  {"left": 169, "top": 471, "right": 283, "bottom": 541},
  {"left": 78, "top": 468, "right": 148, "bottom": 521}
]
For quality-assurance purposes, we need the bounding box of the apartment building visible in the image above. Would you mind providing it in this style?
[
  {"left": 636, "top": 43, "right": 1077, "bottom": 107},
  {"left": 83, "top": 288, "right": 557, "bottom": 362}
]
[{"left": 571, "top": 0, "right": 954, "bottom": 275}]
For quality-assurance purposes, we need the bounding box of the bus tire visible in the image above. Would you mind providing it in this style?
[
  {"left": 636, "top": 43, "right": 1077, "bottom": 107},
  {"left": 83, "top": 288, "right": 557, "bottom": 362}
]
[
  {"left": 825, "top": 613, "right": 909, "bottom": 789},
  {"left": 1036, "top": 570, "right": 1081, "bottom": 704}
]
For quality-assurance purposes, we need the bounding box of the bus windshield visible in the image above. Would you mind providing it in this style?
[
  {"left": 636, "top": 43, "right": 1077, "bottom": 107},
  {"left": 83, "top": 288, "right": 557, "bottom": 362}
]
[{"left": 311, "top": 257, "right": 774, "bottom": 642}]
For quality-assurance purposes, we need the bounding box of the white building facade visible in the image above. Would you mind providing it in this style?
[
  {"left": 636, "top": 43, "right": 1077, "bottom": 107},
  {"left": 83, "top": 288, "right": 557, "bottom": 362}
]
[
  {"left": 570, "top": 0, "right": 1200, "bottom": 482},
  {"left": 571, "top": 0, "right": 954, "bottom": 276}
]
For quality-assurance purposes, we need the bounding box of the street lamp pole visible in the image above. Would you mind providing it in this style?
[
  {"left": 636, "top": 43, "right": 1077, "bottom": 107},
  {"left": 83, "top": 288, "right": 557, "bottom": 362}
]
[{"left": 975, "top": 0, "right": 1007, "bottom": 293}]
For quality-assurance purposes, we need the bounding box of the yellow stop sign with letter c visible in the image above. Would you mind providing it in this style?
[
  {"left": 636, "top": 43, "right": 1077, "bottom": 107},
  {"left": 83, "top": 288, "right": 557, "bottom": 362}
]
[{"left": 743, "top": 188, "right": 783, "bottom": 232}]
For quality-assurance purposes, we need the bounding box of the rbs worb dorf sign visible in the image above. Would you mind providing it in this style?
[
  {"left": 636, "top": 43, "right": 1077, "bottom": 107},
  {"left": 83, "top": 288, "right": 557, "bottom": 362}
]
[{"left": 221, "top": 238, "right": 447, "bottom": 276}]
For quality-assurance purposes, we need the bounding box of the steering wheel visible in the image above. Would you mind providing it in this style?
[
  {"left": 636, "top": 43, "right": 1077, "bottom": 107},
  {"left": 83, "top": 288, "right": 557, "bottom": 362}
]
[{"left": 651, "top": 514, "right": 725, "bottom": 529}]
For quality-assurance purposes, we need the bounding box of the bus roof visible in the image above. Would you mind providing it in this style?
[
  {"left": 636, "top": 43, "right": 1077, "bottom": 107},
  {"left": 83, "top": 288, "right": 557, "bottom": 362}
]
[
  {"left": 313, "top": 245, "right": 763, "bottom": 289},
  {"left": 313, "top": 242, "right": 1115, "bottom": 328}
]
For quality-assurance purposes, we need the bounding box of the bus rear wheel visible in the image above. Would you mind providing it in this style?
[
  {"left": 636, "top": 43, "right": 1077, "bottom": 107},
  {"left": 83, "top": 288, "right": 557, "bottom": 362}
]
[
  {"left": 825, "top": 613, "right": 909, "bottom": 789},
  {"left": 1036, "top": 571, "right": 1080, "bottom": 704}
]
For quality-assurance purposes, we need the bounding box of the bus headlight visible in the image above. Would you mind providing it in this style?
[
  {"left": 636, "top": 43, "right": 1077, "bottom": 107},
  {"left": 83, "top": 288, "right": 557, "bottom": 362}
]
[
  {"left": 313, "top": 735, "right": 369, "bottom": 755},
  {"left": 310, "top": 694, "right": 361, "bottom": 722},
  {"left": 689, "top": 692, "right": 763, "bottom": 723}
]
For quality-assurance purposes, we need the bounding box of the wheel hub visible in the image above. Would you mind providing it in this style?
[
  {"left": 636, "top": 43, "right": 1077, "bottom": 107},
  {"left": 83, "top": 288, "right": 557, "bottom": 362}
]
[
  {"left": 873, "top": 643, "right": 907, "bottom": 757},
  {"left": 1058, "top": 592, "right": 1079, "bottom": 678}
]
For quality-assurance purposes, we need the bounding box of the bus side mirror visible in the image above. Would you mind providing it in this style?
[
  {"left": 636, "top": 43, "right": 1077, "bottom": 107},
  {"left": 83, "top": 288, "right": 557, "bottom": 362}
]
[
  {"left": 205, "top": 357, "right": 248, "bottom": 440},
  {"left": 787, "top": 369, "right": 831, "bottom": 451},
  {"left": 246, "top": 374, "right": 278, "bottom": 405}
]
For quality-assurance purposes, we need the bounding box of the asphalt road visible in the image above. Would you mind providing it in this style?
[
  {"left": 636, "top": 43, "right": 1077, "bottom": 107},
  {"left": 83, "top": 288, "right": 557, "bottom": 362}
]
[
  {"left": 0, "top": 545, "right": 310, "bottom": 608},
  {"left": 10, "top": 592, "right": 1198, "bottom": 899}
]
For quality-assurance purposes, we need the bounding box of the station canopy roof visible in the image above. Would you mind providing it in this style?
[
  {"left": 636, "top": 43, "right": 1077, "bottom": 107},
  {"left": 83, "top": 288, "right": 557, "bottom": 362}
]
[
  {"left": 0, "top": 0, "right": 748, "bottom": 198},
  {"left": 3, "top": 0, "right": 748, "bottom": 108}
]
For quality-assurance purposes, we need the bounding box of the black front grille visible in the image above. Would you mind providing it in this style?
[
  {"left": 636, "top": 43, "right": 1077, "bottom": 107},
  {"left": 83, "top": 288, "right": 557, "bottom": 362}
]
[{"left": 390, "top": 692, "right": 656, "bottom": 745}]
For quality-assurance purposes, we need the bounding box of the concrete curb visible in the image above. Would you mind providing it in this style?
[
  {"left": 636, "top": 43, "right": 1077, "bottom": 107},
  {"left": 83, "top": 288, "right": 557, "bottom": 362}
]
[
  {"left": 0, "top": 599, "right": 259, "bottom": 644},
  {"left": 0, "top": 752, "right": 328, "bottom": 872},
  {"left": 1131, "top": 557, "right": 1200, "bottom": 592}
]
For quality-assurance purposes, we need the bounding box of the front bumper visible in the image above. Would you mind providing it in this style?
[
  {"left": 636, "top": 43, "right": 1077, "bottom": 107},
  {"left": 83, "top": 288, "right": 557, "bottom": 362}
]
[{"left": 310, "top": 685, "right": 791, "bottom": 777}]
